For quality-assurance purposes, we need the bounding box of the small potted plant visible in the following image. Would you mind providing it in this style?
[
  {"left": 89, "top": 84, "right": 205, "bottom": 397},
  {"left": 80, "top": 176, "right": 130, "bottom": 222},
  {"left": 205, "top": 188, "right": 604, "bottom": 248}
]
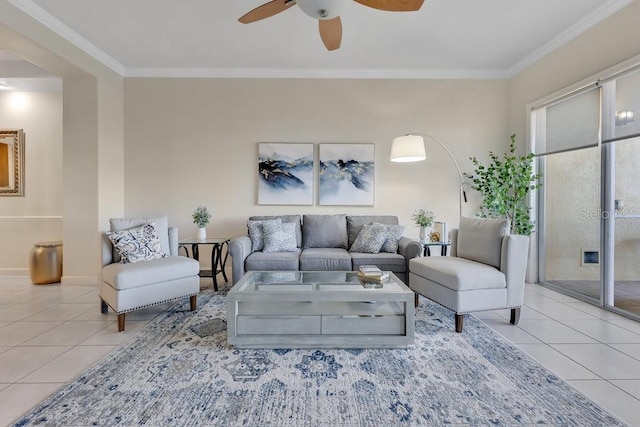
[
  {"left": 412, "top": 208, "right": 434, "bottom": 241},
  {"left": 192, "top": 206, "right": 211, "bottom": 241}
]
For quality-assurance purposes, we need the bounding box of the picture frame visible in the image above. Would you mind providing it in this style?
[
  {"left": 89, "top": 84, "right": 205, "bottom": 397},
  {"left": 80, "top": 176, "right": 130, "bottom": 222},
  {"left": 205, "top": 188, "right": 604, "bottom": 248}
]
[
  {"left": 318, "top": 143, "right": 375, "bottom": 206},
  {"left": 0, "top": 129, "right": 25, "bottom": 196},
  {"left": 257, "top": 143, "right": 314, "bottom": 205}
]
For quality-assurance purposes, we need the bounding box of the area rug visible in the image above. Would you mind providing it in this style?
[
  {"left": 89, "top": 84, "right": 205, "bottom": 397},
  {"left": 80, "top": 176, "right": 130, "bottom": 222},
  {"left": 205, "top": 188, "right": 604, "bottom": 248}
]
[{"left": 14, "top": 291, "right": 625, "bottom": 426}]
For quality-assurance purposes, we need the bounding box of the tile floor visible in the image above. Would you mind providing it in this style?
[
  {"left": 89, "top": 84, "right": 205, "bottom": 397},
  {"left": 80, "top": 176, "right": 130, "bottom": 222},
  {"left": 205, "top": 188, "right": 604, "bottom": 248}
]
[{"left": 1, "top": 276, "right": 639, "bottom": 426}]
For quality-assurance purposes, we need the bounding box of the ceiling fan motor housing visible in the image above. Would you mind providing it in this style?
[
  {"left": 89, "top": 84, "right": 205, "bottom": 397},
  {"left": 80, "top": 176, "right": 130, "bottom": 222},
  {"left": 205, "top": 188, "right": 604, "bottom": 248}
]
[{"left": 297, "top": 0, "right": 351, "bottom": 20}]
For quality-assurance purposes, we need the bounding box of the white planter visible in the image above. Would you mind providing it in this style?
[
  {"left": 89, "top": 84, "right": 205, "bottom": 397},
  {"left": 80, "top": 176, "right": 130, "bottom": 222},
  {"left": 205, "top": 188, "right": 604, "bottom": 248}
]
[{"left": 197, "top": 227, "right": 207, "bottom": 241}]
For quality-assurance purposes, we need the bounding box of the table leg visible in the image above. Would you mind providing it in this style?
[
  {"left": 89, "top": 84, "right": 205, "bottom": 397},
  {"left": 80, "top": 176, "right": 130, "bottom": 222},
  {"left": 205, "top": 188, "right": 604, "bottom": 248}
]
[
  {"left": 441, "top": 245, "right": 447, "bottom": 256},
  {"left": 210, "top": 244, "right": 220, "bottom": 291},
  {"left": 220, "top": 241, "right": 229, "bottom": 282},
  {"left": 191, "top": 244, "right": 200, "bottom": 261},
  {"left": 178, "top": 244, "right": 190, "bottom": 257},
  {"left": 424, "top": 246, "right": 431, "bottom": 256}
]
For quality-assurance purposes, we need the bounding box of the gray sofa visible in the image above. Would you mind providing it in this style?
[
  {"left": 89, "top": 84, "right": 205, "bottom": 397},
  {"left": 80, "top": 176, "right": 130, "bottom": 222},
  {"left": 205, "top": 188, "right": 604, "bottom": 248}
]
[{"left": 228, "top": 214, "right": 422, "bottom": 284}]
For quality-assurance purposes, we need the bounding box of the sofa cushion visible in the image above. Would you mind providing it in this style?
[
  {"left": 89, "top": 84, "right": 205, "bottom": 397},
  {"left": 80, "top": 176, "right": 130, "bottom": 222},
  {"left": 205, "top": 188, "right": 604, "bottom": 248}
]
[
  {"left": 349, "top": 223, "right": 387, "bottom": 253},
  {"left": 302, "top": 214, "right": 348, "bottom": 249},
  {"left": 263, "top": 221, "right": 298, "bottom": 252},
  {"left": 409, "top": 256, "right": 506, "bottom": 291},
  {"left": 350, "top": 252, "right": 406, "bottom": 273},
  {"left": 346, "top": 215, "right": 399, "bottom": 248},
  {"left": 300, "top": 248, "right": 352, "bottom": 271},
  {"left": 106, "top": 221, "right": 167, "bottom": 264},
  {"left": 245, "top": 250, "right": 301, "bottom": 271},
  {"left": 102, "top": 255, "right": 199, "bottom": 290},
  {"left": 110, "top": 216, "right": 169, "bottom": 263},
  {"left": 377, "top": 223, "right": 406, "bottom": 253},
  {"left": 250, "top": 215, "right": 302, "bottom": 248},
  {"left": 247, "top": 218, "right": 282, "bottom": 252},
  {"left": 457, "top": 217, "right": 510, "bottom": 269}
]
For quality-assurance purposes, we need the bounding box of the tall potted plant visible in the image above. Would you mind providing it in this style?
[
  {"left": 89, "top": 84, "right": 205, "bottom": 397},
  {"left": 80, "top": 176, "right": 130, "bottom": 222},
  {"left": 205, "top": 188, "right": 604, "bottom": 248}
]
[{"left": 464, "top": 134, "right": 542, "bottom": 235}]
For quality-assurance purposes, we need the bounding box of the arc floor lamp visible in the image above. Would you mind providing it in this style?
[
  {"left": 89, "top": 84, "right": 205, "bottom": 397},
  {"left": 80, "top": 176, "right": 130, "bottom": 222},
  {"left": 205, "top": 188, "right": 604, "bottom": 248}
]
[{"left": 390, "top": 133, "right": 467, "bottom": 218}]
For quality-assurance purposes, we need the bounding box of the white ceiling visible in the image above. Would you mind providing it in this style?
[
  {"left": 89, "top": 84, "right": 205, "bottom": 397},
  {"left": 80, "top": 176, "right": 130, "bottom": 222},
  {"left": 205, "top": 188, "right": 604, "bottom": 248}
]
[{"left": 1, "top": 0, "right": 634, "bottom": 82}]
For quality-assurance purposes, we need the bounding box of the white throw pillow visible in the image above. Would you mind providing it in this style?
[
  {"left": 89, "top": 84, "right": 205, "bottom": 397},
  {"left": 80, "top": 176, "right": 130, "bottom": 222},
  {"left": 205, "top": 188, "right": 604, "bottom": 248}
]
[
  {"left": 262, "top": 221, "right": 298, "bottom": 253},
  {"left": 106, "top": 221, "right": 167, "bottom": 264}
]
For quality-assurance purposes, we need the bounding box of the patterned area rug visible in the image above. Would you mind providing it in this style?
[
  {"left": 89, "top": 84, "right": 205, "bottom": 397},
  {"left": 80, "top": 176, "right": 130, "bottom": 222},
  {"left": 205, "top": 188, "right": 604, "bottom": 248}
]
[{"left": 14, "top": 290, "right": 625, "bottom": 426}]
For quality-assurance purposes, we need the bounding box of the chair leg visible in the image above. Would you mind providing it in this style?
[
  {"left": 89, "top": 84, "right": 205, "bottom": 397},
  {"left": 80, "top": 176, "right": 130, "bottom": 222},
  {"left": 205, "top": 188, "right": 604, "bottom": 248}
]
[
  {"left": 190, "top": 295, "right": 197, "bottom": 311},
  {"left": 414, "top": 293, "right": 419, "bottom": 307},
  {"left": 100, "top": 299, "right": 108, "bottom": 314},
  {"left": 117, "top": 313, "right": 125, "bottom": 332},
  {"left": 510, "top": 307, "right": 521, "bottom": 325},
  {"left": 455, "top": 314, "right": 464, "bottom": 333}
]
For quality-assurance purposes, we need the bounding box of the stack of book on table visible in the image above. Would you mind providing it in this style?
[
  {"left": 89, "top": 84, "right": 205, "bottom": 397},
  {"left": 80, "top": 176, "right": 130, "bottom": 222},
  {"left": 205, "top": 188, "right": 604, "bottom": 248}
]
[{"left": 357, "top": 265, "right": 390, "bottom": 284}]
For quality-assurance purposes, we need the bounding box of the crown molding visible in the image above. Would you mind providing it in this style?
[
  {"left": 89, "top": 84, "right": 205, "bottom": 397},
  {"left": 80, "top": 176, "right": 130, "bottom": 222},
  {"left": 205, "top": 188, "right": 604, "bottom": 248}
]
[
  {"left": 7, "top": 0, "right": 126, "bottom": 75},
  {"left": 8, "top": 0, "right": 631, "bottom": 81},
  {"left": 124, "top": 67, "right": 510, "bottom": 80},
  {"left": 506, "top": 0, "right": 633, "bottom": 78}
]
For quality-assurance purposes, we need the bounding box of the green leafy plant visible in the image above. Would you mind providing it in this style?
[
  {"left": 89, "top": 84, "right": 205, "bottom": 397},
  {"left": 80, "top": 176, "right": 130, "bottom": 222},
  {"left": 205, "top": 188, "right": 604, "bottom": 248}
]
[
  {"left": 192, "top": 206, "right": 211, "bottom": 228},
  {"left": 464, "top": 134, "right": 542, "bottom": 236},
  {"left": 412, "top": 208, "right": 434, "bottom": 228}
]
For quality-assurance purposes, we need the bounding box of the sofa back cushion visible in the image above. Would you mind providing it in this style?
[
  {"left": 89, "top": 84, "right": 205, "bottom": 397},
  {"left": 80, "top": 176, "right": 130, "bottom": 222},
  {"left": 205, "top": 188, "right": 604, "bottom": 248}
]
[
  {"left": 457, "top": 217, "right": 510, "bottom": 269},
  {"left": 346, "top": 215, "right": 399, "bottom": 248},
  {"left": 249, "top": 215, "right": 302, "bottom": 248},
  {"left": 302, "top": 214, "right": 348, "bottom": 249}
]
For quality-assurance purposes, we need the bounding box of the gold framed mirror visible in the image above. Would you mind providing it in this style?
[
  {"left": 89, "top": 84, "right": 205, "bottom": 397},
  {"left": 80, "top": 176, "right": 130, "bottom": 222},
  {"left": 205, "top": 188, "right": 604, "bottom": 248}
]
[{"left": 0, "top": 129, "right": 25, "bottom": 196}]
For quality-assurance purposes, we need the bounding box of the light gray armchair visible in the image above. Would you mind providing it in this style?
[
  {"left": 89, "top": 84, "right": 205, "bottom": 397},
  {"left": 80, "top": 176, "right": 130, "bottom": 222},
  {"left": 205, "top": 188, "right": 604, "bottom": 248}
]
[
  {"left": 100, "top": 217, "right": 200, "bottom": 331},
  {"left": 409, "top": 217, "right": 529, "bottom": 333}
]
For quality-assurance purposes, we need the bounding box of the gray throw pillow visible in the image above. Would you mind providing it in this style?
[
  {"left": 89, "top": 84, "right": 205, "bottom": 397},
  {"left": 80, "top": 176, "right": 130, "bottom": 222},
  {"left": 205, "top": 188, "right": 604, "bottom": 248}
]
[
  {"left": 247, "top": 218, "right": 282, "bottom": 252},
  {"left": 349, "top": 223, "right": 387, "bottom": 254},
  {"left": 263, "top": 221, "right": 298, "bottom": 253},
  {"left": 377, "top": 223, "right": 405, "bottom": 253}
]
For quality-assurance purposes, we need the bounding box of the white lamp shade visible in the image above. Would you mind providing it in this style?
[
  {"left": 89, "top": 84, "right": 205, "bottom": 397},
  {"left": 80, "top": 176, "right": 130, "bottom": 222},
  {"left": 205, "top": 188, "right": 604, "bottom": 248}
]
[
  {"left": 390, "top": 134, "right": 426, "bottom": 162},
  {"left": 297, "top": 0, "right": 351, "bottom": 20}
]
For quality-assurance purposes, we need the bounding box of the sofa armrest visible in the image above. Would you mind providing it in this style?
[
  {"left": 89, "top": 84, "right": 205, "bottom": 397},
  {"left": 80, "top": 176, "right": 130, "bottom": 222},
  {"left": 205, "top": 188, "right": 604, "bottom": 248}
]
[
  {"left": 398, "top": 236, "right": 422, "bottom": 260},
  {"left": 101, "top": 232, "right": 114, "bottom": 267},
  {"left": 500, "top": 234, "right": 530, "bottom": 307},
  {"left": 229, "top": 235, "right": 252, "bottom": 285}
]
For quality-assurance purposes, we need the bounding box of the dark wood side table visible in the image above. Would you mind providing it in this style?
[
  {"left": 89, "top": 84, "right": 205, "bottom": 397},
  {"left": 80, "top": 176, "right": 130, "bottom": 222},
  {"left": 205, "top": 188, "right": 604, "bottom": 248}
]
[
  {"left": 179, "top": 237, "right": 230, "bottom": 291},
  {"left": 420, "top": 241, "right": 451, "bottom": 257}
]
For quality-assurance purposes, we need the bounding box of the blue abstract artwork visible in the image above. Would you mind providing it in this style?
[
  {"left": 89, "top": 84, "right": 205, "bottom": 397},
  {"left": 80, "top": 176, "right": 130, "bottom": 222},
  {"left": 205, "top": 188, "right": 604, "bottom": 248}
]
[
  {"left": 258, "top": 143, "right": 314, "bottom": 205},
  {"left": 319, "top": 143, "right": 375, "bottom": 206}
]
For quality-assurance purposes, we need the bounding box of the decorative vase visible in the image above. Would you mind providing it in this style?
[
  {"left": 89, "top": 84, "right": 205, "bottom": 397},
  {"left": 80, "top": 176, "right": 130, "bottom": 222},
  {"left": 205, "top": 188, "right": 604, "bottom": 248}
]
[
  {"left": 419, "top": 227, "right": 427, "bottom": 241},
  {"left": 197, "top": 227, "right": 206, "bottom": 241}
]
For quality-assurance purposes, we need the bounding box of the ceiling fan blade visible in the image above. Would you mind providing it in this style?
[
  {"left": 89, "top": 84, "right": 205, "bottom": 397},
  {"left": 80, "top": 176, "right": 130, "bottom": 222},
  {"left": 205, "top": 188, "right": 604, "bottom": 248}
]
[
  {"left": 354, "top": 0, "right": 424, "bottom": 12},
  {"left": 238, "top": 0, "right": 296, "bottom": 24},
  {"left": 319, "top": 17, "right": 342, "bottom": 51}
]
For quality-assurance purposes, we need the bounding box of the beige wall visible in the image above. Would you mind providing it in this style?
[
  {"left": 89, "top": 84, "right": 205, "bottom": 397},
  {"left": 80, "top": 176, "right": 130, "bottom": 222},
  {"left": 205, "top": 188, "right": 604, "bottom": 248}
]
[
  {"left": 1, "top": 3, "right": 125, "bottom": 284},
  {"left": 0, "top": 91, "right": 63, "bottom": 274},
  {"left": 123, "top": 78, "right": 508, "bottom": 243}
]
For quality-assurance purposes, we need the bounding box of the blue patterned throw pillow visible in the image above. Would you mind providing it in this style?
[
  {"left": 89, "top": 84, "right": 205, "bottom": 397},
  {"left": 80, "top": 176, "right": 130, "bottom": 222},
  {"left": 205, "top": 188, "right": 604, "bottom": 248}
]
[
  {"left": 247, "top": 218, "right": 282, "bottom": 252},
  {"left": 262, "top": 221, "right": 298, "bottom": 253},
  {"left": 106, "top": 221, "right": 167, "bottom": 264},
  {"left": 349, "top": 223, "right": 387, "bottom": 254},
  {"left": 378, "top": 223, "right": 405, "bottom": 253}
]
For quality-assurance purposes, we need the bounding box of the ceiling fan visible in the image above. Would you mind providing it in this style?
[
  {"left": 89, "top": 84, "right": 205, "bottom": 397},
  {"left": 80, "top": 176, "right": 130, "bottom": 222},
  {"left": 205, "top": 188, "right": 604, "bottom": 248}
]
[{"left": 238, "top": 0, "right": 425, "bottom": 51}]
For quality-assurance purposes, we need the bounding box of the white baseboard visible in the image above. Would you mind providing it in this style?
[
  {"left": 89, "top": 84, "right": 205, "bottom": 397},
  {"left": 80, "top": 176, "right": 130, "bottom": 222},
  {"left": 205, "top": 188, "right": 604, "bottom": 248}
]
[
  {"left": 0, "top": 268, "right": 29, "bottom": 275},
  {"left": 62, "top": 275, "right": 99, "bottom": 286}
]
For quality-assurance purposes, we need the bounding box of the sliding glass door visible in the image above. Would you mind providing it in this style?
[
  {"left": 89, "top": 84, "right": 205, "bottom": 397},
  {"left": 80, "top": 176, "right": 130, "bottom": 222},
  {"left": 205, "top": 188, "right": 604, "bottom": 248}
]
[{"left": 533, "top": 59, "right": 640, "bottom": 320}]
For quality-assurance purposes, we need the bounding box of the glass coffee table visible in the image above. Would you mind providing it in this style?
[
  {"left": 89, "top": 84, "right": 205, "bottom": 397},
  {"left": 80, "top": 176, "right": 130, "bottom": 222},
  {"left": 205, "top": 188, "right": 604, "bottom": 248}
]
[{"left": 227, "top": 271, "right": 415, "bottom": 349}]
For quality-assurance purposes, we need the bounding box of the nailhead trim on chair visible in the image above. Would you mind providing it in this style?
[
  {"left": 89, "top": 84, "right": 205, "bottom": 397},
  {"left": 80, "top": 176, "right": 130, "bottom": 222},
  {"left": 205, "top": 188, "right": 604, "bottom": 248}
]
[
  {"left": 109, "top": 293, "right": 199, "bottom": 315},
  {"left": 417, "top": 295, "right": 520, "bottom": 315}
]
